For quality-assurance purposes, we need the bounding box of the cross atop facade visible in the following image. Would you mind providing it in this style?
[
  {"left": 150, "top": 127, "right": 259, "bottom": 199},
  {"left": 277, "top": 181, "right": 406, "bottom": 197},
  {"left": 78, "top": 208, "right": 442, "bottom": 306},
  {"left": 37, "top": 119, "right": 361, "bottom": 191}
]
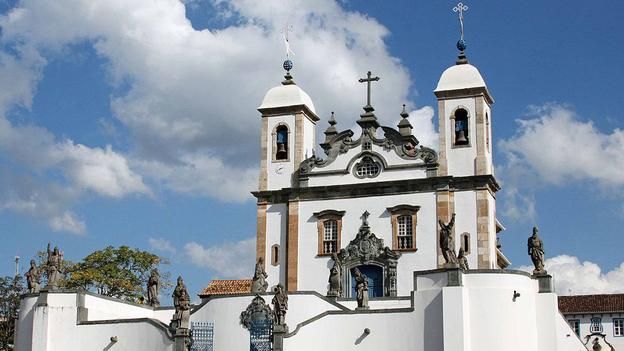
[
  {"left": 281, "top": 24, "right": 295, "bottom": 59},
  {"left": 453, "top": 2, "right": 469, "bottom": 41},
  {"left": 358, "top": 71, "right": 380, "bottom": 110}
]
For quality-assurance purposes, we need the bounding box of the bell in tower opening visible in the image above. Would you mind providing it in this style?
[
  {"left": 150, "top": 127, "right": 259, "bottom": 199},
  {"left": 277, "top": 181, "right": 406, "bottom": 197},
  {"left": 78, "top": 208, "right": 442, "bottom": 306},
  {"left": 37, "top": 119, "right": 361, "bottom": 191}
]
[
  {"left": 276, "top": 125, "right": 289, "bottom": 160},
  {"left": 454, "top": 108, "right": 469, "bottom": 145}
]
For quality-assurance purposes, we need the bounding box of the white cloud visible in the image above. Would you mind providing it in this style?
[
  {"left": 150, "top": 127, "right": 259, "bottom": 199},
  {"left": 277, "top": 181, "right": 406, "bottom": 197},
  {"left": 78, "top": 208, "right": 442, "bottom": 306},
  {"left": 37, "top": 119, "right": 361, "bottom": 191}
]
[
  {"left": 184, "top": 238, "right": 256, "bottom": 279},
  {"left": 517, "top": 255, "right": 624, "bottom": 296},
  {"left": 49, "top": 211, "right": 86, "bottom": 235},
  {"left": 0, "top": 0, "right": 438, "bottom": 230},
  {"left": 500, "top": 105, "right": 624, "bottom": 187},
  {"left": 497, "top": 104, "right": 624, "bottom": 222},
  {"left": 148, "top": 237, "right": 177, "bottom": 255}
]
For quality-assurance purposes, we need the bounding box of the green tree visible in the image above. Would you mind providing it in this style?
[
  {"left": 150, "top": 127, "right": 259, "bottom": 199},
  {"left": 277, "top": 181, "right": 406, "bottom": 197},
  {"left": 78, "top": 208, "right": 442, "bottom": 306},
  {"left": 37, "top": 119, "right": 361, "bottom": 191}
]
[
  {"left": 0, "top": 275, "right": 24, "bottom": 350},
  {"left": 64, "top": 246, "right": 170, "bottom": 302}
]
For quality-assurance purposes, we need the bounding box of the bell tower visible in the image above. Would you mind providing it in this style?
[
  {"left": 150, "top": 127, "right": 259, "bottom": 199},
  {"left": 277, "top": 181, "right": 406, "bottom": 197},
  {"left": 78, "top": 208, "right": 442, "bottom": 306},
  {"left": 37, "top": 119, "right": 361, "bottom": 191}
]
[
  {"left": 433, "top": 3, "right": 499, "bottom": 269},
  {"left": 257, "top": 60, "right": 319, "bottom": 191}
]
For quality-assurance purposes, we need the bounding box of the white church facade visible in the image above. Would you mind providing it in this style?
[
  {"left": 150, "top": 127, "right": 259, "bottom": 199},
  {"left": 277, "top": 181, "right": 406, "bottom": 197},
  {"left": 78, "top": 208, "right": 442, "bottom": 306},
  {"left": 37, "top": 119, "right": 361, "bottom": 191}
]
[{"left": 14, "top": 19, "right": 592, "bottom": 351}]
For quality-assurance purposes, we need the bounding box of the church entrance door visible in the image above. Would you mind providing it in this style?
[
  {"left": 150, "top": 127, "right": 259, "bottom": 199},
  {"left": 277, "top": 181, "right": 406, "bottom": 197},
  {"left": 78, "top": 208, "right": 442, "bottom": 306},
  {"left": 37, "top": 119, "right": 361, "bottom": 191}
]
[{"left": 350, "top": 265, "right": 383, "bottom": 298}]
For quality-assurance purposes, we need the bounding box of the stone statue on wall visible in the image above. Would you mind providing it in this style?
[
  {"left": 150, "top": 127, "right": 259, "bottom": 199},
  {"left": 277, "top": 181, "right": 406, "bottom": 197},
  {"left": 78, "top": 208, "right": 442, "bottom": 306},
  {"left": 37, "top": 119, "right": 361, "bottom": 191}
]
[
  {"left": 527, "top": 226, "right": 546, "bottom": 275},
  {"left": 272, "top": 284, "right": 288, "bottom": 327},
  {"left": 147, "top": 268, "right": 160, "bottom": 307},
  {"left": 171, "top": 276, "right": 191, "bottom": 330},
  {"left": 327, "top": 253, "right": 342, "bottom": 297},
  {"left": 251, "top": 257, "right": 269, "bottom": 293},
  {"left": 25, "top": 259, "right": 40, "bottom": 293},
  {"left": 457, "top": 248, "right": 469, "bottom": 271},
  {"left": 592, "top": 337, "right": 602, "bottom": 351},
  {"left": 439, "top": 214, "right": 458, "bottom": 265},
  {"left": 45, "top": 243, "right": 63, "bottom": 290},
  {"left": 353, "top": 267, "right": 369, "bottom": 309}
]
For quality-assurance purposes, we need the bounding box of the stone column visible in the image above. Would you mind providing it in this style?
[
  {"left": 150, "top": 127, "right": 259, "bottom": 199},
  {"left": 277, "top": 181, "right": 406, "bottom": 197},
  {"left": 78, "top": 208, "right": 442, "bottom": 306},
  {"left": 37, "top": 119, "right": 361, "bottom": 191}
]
[{"left": 174, "top": 328, "right": 190, "bottom": 351}]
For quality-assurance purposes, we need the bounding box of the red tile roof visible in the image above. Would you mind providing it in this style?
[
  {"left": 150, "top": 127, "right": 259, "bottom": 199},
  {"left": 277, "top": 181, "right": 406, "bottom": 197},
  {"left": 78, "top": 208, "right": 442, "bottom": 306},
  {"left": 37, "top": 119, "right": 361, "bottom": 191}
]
[
  {"left": 559, "top": 294, "right": 624, "bottom": 314},
  {"left": 199, "top": 279, "right": 252, "bottom": 298}
]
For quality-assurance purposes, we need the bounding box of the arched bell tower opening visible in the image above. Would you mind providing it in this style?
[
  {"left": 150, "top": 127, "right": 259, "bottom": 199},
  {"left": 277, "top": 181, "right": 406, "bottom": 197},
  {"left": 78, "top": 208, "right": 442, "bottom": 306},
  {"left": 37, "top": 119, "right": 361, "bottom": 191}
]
[{"left": 453, "top": 108, "right": 470, "bottom": 146}]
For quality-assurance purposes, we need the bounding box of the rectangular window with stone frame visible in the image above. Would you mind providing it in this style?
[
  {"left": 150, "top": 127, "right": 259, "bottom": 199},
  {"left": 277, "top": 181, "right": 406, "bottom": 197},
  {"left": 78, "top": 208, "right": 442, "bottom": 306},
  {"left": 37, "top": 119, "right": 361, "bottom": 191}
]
[
  {"left": 313, "top": 210, "right": 345, "bottom": 256},
  {"left": 568, "top": 319, "right": 580, "bottom": 336},
  {"left": 614, "top": 318, "right": 624, "bottom": 337},
  {"left": 387, "top": 205, "right": 420, "bottom": 251}
]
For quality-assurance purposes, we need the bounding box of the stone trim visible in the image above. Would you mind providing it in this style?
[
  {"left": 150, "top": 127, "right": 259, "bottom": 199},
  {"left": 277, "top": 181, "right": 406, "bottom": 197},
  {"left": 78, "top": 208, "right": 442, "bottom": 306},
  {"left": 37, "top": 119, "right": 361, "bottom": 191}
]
[
  {"left": 271, "top": 122, "right": 291, "bottom": 163},
  {"left": 286, "top": 201, "right": 299, "bottom": 292},
  {"left": 313, "top": 210, "right": 345, "bottom": 257},
  {"left": 436, "top": 190, "right": 455, "bottom": 267},
  {"left": 271, "top": 244, "right": 280, "bottom": 266},
  {"left": 259, "top": 117, "right": 269, "bottom": 191},
  {"left": 387, "top": 205, "right": 420, "bottom": 252},
  {"left": 475, "top": 96, "right": 489, "bottom": 175},
  {"left": 434, "top": 86, "right": 494, "bottom": 105},
  {"left": 253, "top": 175, "right": 500, "bottom": 204},
  {"left": 256, "top": 202, "right": 268, "bottom": 267},
  {"left": 449, "top": 105, "right": 472, "bottom": 149},
  {"left": 476, "top": 189, "right": 491, "bottom": 269},
  {"left": 437, "top": 99, "right": 448, "bottom": 176},
  {"left": 258, "top": 104, "right": 320, "bottom": 122},
  {"left": 294, "top": 113, "right": 304, "bottom": 169}
]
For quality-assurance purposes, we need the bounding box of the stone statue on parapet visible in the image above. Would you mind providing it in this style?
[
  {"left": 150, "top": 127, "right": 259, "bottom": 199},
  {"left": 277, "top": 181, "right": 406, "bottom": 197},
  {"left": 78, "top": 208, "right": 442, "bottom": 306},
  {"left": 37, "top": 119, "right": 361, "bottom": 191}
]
[
  {"left": 45, "top": 243, "right": 63, "bottom": 290},
  {"left": 457, "top": 248, "right": 469, "bottom": 271},
  {"left": 438, "top": 214, "right": 458, "bottom": 265},
  {"left": 272, "top": 284, "right": 288, "bottom": 329},
  {"left": 25, "top": 259, "right": 40, "bottom": 293},
  {"left": 353, "top": 267, "right": 369, "bottom": 309},
  {"left": 327, "top": 253, "right": 342, "bottom": 297},
  {"left": 528, "top": 226, "right": 546, "bottom": 275},
  {"left": 147, "top": 268, "right": 160, "bottom": 307},
  {"left": 251, "top": 257, "right": 269, "bottom": 293},
  {"left": 171, "top": 276, "right": 191, "bottom": 330}
]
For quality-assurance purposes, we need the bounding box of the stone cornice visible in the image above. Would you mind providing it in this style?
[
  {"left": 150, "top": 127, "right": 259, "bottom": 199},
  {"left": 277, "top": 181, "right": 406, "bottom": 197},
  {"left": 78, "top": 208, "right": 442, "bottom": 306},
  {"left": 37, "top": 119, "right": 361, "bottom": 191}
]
[
  {"left": 434, "top": 86, "right": 494, "bottom": 105},
  {"left": 258, "top": 104, "right": 320, "bottom": 122},
  {"left": 252, "top": 174, "right": 501, "bottom": 204}
]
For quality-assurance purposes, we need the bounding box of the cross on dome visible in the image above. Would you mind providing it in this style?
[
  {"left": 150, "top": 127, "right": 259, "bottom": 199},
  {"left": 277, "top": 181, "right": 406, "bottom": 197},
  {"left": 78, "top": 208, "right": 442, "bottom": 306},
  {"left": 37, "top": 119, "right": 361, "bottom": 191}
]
[{"left": 452, "top": 2, "right": 470, "bottom": 64}]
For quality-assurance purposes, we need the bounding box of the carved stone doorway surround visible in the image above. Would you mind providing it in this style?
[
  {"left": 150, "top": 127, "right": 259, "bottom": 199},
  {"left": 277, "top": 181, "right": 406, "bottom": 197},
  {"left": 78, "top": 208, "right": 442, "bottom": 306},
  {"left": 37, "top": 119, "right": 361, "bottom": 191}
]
[{"left": 336, "top": 215, "right": 401, "bottom": 297}]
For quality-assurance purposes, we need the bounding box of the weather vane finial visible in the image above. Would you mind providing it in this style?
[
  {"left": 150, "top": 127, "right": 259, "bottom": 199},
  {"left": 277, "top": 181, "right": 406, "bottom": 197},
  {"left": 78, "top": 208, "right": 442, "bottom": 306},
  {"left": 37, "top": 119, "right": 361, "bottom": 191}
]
[
  {"left": 280, "top": 24, "right": 295, "bottom": 84},
  {"left": 453, "top": 2, "right": 468, "bottom": 42}
]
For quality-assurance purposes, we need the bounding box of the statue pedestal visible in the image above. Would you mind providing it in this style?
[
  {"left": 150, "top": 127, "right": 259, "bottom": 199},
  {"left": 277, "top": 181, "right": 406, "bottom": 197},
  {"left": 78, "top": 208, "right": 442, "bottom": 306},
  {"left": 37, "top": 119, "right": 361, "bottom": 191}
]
[
  {"left": 272, "top": 325, "right": 288, "bottom": 351},
  {"left": 173, "top": 328, "right": 190, "bottom": 351},
  {"left": 355, "top": 306, "right": 370, "bottom": 311},
  {"left": 535, "top": 273, "right": 553, "bottom": 293}
]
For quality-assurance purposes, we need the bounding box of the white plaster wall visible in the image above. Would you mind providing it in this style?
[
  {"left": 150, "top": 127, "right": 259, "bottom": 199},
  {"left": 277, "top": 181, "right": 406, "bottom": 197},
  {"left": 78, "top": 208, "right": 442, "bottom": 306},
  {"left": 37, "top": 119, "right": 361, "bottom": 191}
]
[
  {"left": 297, "top": 192, "right": 437, "bottom": 296},
  {"left": 83, "top": 294, "right": 173, "bottom": 324},
  {"left": 15, "top": 296, "right": 38, "bottom": 351},
  {"left": 443, "top": 97, "right": 477, "bottom": 177},
  {"left": 267, "top": 115, "right": 296, "bottom": 191},
  {"left": 16, "top": 293, "right": 173, "bottom": 351},
  {"left": 454, "top": 191, "right": 478, "bottom": 269},
  {"left": 265, "top": 203, "right": 287, "bottom": 288},
  {"left": 556, "top": 314, "right": 589, "bottom": 351},
  {"left": 303, "top": 117, "right": 316, "bottom": 159},
  {"left": 190, "top": 293, "right": 343, "bottom": 351}
]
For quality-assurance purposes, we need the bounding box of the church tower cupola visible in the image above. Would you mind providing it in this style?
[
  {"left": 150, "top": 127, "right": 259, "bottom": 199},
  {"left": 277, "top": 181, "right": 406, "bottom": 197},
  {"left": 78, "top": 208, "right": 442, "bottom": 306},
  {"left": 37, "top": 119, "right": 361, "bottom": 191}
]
[
  {"left": 434, "top": 3, "right": 494, "bottom": 177},
  {"left": 257, "top": 60, "right": 319, "bottom": 191}
]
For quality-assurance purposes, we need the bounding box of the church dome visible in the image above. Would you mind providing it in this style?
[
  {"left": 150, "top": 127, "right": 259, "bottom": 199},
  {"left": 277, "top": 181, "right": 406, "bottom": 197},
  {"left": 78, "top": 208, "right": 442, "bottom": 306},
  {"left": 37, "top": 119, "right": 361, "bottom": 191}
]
[
  {"left": 258, "top": 84, "right": 316, "bottom": 114},
  {"left": 434, "top": 63, "right": 487, "bottom": 92}
]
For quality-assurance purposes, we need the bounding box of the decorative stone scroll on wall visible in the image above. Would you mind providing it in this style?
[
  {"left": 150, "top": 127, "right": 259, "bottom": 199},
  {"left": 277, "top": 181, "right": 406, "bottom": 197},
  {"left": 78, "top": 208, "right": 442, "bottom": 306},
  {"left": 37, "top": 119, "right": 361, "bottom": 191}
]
[{"left": 335, "top": 214, "right": 401, "bottom": 297}]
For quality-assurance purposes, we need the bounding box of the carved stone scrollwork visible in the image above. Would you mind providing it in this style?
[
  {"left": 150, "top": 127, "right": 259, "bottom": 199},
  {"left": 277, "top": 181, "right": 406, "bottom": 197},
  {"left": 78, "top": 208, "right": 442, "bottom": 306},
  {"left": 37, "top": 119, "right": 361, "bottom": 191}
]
[
  {"left": 240, "top": 295, "right": 274, "bottom": 330},
  {"left": 335, "top": 212, "right": 401, "bottom": 297}
]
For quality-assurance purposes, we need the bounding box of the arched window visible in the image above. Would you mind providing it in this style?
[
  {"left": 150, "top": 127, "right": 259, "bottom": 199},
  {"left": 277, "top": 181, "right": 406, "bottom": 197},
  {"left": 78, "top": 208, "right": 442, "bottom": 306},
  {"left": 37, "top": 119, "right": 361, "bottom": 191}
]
[
  {"left": 454, "top": 108, "right": 469, "bottom": 146},
  {"left": 275, "top": 125, "right": 288, "bottom": 160}
]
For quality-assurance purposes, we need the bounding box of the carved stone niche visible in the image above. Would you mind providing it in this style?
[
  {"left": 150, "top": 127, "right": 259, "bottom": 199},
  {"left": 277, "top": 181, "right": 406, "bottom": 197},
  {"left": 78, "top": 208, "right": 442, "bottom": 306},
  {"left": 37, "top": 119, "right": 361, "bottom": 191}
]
[
  {"left": 336, "top": 220, "right": 401, "bottom": 297},
  {"left": 240, "top": 295, "right": 274, "bottom": 330}
]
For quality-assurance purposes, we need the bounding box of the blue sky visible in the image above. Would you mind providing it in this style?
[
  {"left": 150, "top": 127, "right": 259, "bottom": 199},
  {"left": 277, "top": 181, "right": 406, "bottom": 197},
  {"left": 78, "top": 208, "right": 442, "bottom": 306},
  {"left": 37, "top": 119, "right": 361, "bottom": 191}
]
[{"left": 1, "top": 0, "right": 623, "bottom": 300}]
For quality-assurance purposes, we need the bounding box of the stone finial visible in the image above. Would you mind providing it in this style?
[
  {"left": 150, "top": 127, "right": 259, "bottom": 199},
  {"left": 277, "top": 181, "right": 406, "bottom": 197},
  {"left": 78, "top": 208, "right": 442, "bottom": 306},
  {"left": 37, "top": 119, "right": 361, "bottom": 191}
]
[
  {"left": 323, "top": 112, "right": 338, "bottom": 143},
  {"left": 398, "top": 104, "right": 413, "bottom": 136}
]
